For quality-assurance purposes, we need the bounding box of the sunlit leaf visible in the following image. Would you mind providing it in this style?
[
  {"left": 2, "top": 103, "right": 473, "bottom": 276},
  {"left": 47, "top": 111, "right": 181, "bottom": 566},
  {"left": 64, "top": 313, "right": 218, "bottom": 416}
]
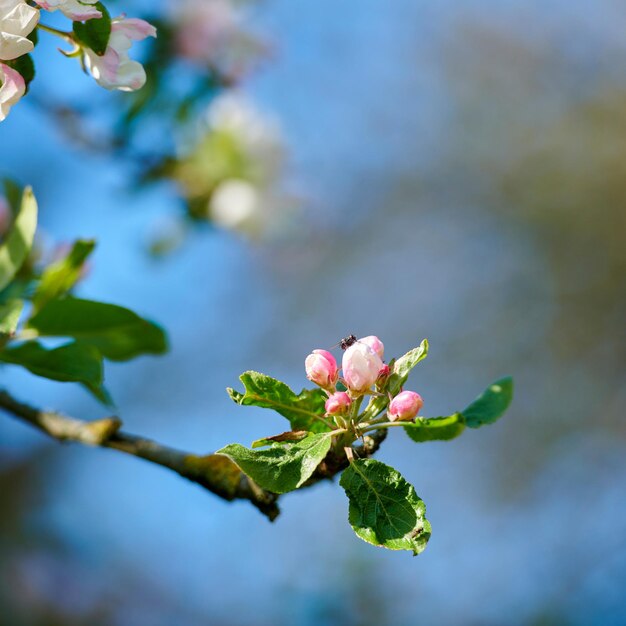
[
  {"left": 392, "top": 339, "right": 429, "bottom": 383},
  {"left": 0, "top": 187, "right": 37, "bottom": 292},
  {"left": 227, "top": 371, "right": 331, "bottom": 432},
  {"left": 73, "top": 3, "right": 111, "bottom": 56},
  {"left": 462, "top": 377, "right": 513, "bottom": 428},
  {"left": 340, "top": 459, "right": 431, "bottom": 555},
  {"left": 404, "top": 413, "right": 466, "bottom": 442},
  {"left": 0, "top": 340, "right": 109, "bottom": 403},
  {"left": 32, "top": 239, "right": 95, "bottom": 311},
  {"left": 217, "top": 432, "right": 334, "bottom": 494},
  {"left": 0, "top": 299, "right": 23, "bottom": 337},
  {"left": 27, "top": 297, "right": 167, "bottom": 361},
  {"left": 251, "top": 430, "right": 309, "bottom": 448},
  {"left": 1, "top": 178, "right": 22, "bottom": 213}
]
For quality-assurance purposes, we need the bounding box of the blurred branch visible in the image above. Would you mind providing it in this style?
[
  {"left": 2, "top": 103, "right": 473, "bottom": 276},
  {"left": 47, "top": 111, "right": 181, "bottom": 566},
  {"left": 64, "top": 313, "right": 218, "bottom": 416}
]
[
  {"left": 0, "top": 389, "right": 279, "bottom": 520},
  {"left": 0, "top": 390, "right": 388, "bottom": 521}
]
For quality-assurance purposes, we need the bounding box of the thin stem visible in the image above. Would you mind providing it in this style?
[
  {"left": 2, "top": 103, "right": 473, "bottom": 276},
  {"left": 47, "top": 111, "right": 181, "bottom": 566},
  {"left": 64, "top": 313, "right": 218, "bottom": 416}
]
[
  {"left": 361, "top": 421, "right": 407, "bottom": 434},
  {"left": 350, "top": 395, "right": 364, "bottom": 422},
  {"left": 37, "top": 23, "right": 73, "bottom": 39}
]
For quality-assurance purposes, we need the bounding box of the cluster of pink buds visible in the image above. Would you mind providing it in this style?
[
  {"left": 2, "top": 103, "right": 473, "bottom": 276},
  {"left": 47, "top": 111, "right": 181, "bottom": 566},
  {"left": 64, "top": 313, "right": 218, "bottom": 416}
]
[{"left": 305, "top": 335, "right": 424, "bottom": 423}]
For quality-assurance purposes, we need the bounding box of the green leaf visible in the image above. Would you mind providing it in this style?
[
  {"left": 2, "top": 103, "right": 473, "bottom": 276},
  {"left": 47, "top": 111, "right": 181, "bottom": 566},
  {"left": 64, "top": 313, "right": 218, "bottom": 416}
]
[
  {"left": 1, "top": 178, "right": 23, "bottom": 213},
  {"left": 0, "top": 299, "right": 23, "bottom": 336},
  {"left": 393, "top": 339, "right": 429, "bottom": 382},
  {"left": 227, "top": 371, "right": 331, "bottom": 433},
  {"left": 0, "top": 340, "right": 109, "bottom": 403},
  {"left": 340, "top": 459, "right": 431, "bottom": 555},
  {"left": 26, "top": 297, "right": 168, "bottom": 361},
  {"left": 251, "top": 430, "right": 309, "bottom": 448},
  {"left": 73, "top": 2, "right": 111, "bottom": 56},
  {"left": 32, "top": 239, "right": 95, "bottom": 311},
  {"left": 217, "top": 432, "right": 334, "bottom": 494},
  {"left": 404, "top": 413, "right": 466, "bottom": 442},
  {"left": 0, "top": 187, "right": 37, "bottom": 292},
  {"left": 361, "top": 339, "right": 429, "bottom": 421},
  {"left": 462, "top": 377, "right": 513, "bottom": 428},
  {"left": 27, "top": 27, "right": 38, "bottom": 46}
]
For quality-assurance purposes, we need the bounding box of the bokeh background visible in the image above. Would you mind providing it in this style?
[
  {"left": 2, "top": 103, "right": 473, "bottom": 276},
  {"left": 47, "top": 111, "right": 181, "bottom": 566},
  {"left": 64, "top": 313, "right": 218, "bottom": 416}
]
[{"left": 2, "top": 0, "right": 626, "bottom": 624}]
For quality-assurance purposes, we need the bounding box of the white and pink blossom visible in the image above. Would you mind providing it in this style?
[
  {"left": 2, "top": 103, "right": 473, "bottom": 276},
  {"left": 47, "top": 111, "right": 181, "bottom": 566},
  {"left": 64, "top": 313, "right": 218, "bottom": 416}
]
[
  {"left": 0, "top": 0, "right": 39, "bottom": 61},
  {"left": 359, "top": 335, "right": 384, "bottom": 360},
  {"left": 84, "top": 17, "right": 156, "bottom": 92},
  {"left": 342, "top": 342, "right": 384, "bottom": 394},
  {"left": 305, "top": 349, "right": 338, "bottom": 390},
  {"left": 0, "top": 61, "right": 25, "bottom": 121},
  {"left": 171, "top": 0, "right": 267, "bottom": 80},
  {"left": 34, "top": 0, "right": 101, "bottom": 21},
  {"left": 388, "top": 391, "right": 423, "bottom": 422}
]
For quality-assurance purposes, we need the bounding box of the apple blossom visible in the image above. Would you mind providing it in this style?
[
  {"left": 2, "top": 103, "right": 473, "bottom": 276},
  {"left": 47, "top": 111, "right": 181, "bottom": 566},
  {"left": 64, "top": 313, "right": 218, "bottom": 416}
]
[
  {"left": 388, "top": 391, "right": 424, "bottom": 422},
  {"left": 0, "top": 0, "right": 39, "bottom": 61},
  {"left": 207, "top": 93, "right": 283, "bottom": 168},
  {"left": 359, "top": 335, "right": 384, "bottom": 360},
  {"left": 34, "top": 0, "right": 101, "bottom": 21},
  {"left": 376, "top": 363, "right": 391, "bottom": 384},
  {"left": 209, "top": 179, "right": 260, "bottom": 231},
  {"left": 84, "top": 17, "right": 156, "bottom": 92},
  {"left": 342, "top": 342, "right": 384, "bottom": 394},
  {"left": 305, "top": 349, "right": 338, "bottom": 390},
  {"left": 325, "top": 391, "right": 351, "bottom": 416},
  {"left": 172, "top": 0, "right": 267, "bottom": 80},
  {"left": 0, "top": 62, "right": 24, "bottom": 121}
]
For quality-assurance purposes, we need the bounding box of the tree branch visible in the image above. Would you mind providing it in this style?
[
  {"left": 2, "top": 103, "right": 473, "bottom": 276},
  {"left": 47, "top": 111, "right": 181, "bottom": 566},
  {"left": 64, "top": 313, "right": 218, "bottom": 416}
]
[
  {"left": 0, "top": 390, "right": 280, "bottom": 520},
  {"left": 0, "top": 390, "right": 389, "bottom": 521}
]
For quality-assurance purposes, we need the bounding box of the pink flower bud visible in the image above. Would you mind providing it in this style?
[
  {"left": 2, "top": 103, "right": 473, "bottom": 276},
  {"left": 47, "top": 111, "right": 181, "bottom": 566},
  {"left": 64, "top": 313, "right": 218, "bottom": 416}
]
[
  {"left": 305, "top": 349, "right": 338, "bottom": 389},
  {"left": 325, "top": 391, "right": 351, "bottom": 416},
  {"left": 0, "top": 62, "right": 25, "bottom": 122},
  {"left": 342, "top": 342, "right": 383, "bottom": 394},
  {"left": 359, "top": 335, "right": 384, "bottom": 360},
  {"left": 388, "top": 391, "right": 423, "bottom": 422},
  {"left": 377, "top": 363, "right": 390, "bottom": 379}
]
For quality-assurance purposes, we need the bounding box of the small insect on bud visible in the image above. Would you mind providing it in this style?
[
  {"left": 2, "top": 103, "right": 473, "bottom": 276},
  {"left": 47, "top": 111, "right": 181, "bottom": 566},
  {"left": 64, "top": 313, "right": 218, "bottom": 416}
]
[
  {"left": 305, "top": 349, "right": 338, "bottom": 390},
  {"left": 359, "top": 335, "right": 384, "bottom": 360},
  {"left": 325, "top": 391, "right": 352, "bottom": 416},
  {"left": 342, "top": 342, "right": 384, "bottom": 394},
  {"left": 388, "top": 391, "right": 423, "bottom": 422}
]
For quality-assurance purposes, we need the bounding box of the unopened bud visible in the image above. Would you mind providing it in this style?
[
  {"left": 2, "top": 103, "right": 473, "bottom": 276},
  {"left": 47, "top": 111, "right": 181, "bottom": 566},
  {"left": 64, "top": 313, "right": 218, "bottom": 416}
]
[
  {"left": 359, "top": 335, "right": 384, "bottom": 360},
  {"left": 325, "top": 391, "right": 351, "bottom": 416},
  {"left": 305, "top": 349, "right": 338, "bottom": 390},
  {"left": 342, "top": 342, "right": 383, "bottom": 394},
  {"left": 388, "top": 391, "right": 423, "bottom": 422},
  {"left": 377, "top": 363, "right": 390, "bottom": 381}
]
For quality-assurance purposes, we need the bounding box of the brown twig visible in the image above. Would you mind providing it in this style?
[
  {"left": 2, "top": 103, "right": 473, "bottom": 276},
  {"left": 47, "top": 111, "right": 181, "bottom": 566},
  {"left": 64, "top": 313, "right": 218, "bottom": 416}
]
[
  {"left": 0, "top": 390, "right": 279, "bottom": 520},
  {"left": 0, "top": 389, "right": 388, "bottom": 520}
]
